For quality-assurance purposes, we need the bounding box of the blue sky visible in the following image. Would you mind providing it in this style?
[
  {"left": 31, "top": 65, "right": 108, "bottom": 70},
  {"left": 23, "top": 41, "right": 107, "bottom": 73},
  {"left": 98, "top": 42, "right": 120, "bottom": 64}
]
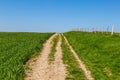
[{"left": 0, "top": 0, "right": 120, "bottom": 32}]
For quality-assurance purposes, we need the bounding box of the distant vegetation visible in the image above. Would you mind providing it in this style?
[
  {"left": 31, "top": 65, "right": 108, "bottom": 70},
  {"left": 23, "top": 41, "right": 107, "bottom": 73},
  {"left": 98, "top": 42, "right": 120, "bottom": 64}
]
[
  {"left": 64, "top": 31, "right": 120, "bottom": 80},
  {"left": 0, "top": 32, "right": 53, "bottom": 80}
]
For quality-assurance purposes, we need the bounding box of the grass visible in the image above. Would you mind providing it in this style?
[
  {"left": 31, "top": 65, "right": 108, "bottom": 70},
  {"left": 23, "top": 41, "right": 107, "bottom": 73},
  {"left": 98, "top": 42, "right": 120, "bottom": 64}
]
[
  {"left": 0, "top": 32, "right": 53, "bottom": 80},
  {"left": 64, "top": 31, "right": 120, "bottom": 80},
  {"left": 61, "top": 34, "right": 87, "bottom": 80},
  {"left": 48, "top": 34, "right": 59, "bottom": 63}
]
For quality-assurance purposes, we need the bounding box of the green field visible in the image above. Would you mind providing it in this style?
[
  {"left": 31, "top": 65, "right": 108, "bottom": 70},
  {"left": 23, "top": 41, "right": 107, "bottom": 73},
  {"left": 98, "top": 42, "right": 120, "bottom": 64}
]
[
  {"left": 0, "top": 32, "right": 53, "bottom": 80},
  {"left": 64, "top": 31, "right": 120, "bottom": 80},
  {"left": 1, "top": 31, "right": 120, "bottom": 80}
]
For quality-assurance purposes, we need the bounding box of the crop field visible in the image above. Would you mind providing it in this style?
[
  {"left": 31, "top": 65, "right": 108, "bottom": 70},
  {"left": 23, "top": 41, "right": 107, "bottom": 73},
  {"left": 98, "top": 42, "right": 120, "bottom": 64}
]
[
  {"left": 0, "top": 31, "right": 120, "bottom": 80},
  {"left": 0, "top": 32, "right": 53, "bottom": 80},
  {"left": 64, "top": 31, "right": 120, "bottom": 80}
]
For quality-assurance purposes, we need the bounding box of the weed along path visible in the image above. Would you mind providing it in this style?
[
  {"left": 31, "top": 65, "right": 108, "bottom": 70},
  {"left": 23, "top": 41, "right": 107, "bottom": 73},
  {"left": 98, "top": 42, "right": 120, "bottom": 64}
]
[
  {"left": 62, "top": 34, "right": 94, "bottom": 80},
  {"left": 25, "top": 34, "right": 66, "bottom": 80}
]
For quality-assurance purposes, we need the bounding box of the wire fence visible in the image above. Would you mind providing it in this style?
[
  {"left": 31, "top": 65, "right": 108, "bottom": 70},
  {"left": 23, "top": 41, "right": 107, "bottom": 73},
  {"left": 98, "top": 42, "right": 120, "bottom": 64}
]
[{"left": 70, "top": 26, "right": 120, "bottom": 36}]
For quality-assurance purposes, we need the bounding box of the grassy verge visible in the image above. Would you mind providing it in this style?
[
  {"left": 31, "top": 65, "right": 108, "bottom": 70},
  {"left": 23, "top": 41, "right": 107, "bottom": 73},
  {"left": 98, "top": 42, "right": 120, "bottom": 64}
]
[
  {"left": 64, "top": 31, "right": 120, "bottom": 80},
  {"left": 48, "top": 34, "right": 59, "bottom": 63},
  {"left": 61, "top": 34, "right": 87, "bottom": 80}
]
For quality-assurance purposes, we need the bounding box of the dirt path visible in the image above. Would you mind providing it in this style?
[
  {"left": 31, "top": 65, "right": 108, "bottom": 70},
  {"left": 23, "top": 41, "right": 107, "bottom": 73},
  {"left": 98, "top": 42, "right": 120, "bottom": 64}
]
[
  {"left": 25, "top": 34, "right": 66, "bottom": 80},
  {"left": 25, "top": 34, "right": 56, "bottom": 80},
  {"left": 62, "top": 34, "right": 94, "bottom": 80},
  {"left": 48, "top": 35, "right": 66, "bottom": 80}
]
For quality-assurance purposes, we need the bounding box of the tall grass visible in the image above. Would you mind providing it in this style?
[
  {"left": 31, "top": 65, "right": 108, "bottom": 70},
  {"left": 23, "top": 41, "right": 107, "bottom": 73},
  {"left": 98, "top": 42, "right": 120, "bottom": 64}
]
[
  {"left": 61, "top": 34, "right": 87, "bottom": 80},
  {"left": 64, "top": 31, "right": 120, "bottom": 80}
]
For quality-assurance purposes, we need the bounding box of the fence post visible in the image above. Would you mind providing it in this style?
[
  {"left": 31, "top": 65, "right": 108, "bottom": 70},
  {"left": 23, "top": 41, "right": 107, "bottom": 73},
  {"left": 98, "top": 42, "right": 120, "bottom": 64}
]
[{"left": 111, "top": 25, "right": 114, "bottom": 35}]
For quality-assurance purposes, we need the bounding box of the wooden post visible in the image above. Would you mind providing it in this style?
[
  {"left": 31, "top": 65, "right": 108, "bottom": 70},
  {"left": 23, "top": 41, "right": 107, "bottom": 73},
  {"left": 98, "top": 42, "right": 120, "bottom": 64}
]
[{"left": 111, "top": 25, "right": 114, "bottom": 35}]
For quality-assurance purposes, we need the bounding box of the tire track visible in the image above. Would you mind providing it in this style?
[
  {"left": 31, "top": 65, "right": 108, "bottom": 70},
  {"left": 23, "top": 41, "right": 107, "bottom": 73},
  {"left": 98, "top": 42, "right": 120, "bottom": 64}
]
[
  {"left": 47, "top": 34, "right": 66, "bottom": 80},
  {"left": 25, "top": 34, "right": 56, "bottom": 80},
  {"left": 25, "top": 34, "right": 66, "bottom": 80}
]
